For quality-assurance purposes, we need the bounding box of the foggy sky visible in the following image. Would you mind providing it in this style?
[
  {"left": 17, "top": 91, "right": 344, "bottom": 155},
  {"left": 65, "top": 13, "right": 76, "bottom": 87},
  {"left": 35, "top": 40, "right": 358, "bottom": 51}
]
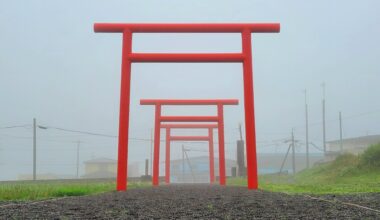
[{"left": 0, "top": 0, "right": 379, "bottom": 180}]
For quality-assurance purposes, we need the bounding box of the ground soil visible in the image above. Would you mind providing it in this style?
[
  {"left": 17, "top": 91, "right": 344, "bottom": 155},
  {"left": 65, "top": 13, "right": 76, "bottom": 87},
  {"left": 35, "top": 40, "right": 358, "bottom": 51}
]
[{"left": 1, "top": 185, "right": 380, "bottom": 219}]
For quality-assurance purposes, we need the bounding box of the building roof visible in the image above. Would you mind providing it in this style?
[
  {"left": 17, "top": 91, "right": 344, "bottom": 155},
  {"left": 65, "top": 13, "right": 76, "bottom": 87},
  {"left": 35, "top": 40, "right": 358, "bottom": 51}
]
[
  {"left": 84, "top": 157, "right": 116, "bottom": 164},
  {"left": 328, "top": 134, "right": 380, "bottom": 146}
]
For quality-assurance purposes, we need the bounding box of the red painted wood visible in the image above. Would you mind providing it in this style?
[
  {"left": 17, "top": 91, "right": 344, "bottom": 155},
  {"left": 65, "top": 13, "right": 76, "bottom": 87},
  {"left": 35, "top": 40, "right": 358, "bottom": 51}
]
[{"left": 95, "top": 23, "right": 280, "bottom": 191}]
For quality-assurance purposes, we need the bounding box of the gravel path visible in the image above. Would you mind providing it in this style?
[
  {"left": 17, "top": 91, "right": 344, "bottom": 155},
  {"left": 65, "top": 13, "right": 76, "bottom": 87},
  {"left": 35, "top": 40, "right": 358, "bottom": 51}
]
[
  {"left": 1, "top": 185, "right": 379, "bottom": 219},
  {"left": 319, "top": 193, "right": 380, "bottom": 211}
]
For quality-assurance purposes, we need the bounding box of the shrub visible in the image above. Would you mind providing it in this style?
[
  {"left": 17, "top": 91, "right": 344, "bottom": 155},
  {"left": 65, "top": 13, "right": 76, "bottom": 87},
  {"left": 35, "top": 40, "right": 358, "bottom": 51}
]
[
  {"left": 360, "top": 143, "right": 380, "bottom": 168},
  {"left": 333, "top": 153, "right": 358, "bottom": 166},
  {"left": 328, "top": 153, "right": 359, "bottom": 177}
]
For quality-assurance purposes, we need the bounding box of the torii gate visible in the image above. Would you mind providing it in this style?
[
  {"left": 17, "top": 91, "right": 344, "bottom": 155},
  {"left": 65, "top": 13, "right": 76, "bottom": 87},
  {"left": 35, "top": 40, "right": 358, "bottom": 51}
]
[
  {"left": 140, "top": 99, "right": 238, "bottom": 187},
  {"left": 94, "top": 23, "right": 280, "bottom": 191},
  {"left": 161, "top": 123, "right": 217, "bottom": 184}
]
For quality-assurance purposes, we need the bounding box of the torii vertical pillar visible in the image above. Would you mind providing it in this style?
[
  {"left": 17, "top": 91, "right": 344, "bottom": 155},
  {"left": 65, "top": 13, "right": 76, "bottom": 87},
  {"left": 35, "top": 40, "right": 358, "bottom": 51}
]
[
  {"left": 115, "top": 30, "right": 132, "bottom": 191},
  {"left": 242, "top": 29, "right": 258, "bottom": 189},
  {"left": 153, "top": 104, "right": 162, "bottom": 186},
  {"left": 208, "top": 127, "right": 215, "bottom": 183},
  {"left": 165, "top": 127, "right": 170, "bottom": 184},
  {"left": 217, "top": 104, "right": 226, "bottom": 185}
]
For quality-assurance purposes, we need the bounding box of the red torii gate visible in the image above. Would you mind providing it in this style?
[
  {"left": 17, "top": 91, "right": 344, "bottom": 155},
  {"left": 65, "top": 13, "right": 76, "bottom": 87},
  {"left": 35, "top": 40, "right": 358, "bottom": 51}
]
[
  {"left": 94, "top": 23, "right": 280, "bottom": 191},
  {"left": 141, "top": 99, "right": 238, "bottom": 187},
  {"left": 161, "top": 123, "right": 217, "bottom": 184}
]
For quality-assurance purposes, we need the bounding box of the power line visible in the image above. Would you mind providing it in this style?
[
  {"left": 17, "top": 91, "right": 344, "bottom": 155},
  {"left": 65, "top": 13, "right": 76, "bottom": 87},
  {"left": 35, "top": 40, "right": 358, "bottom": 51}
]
[
  {"left": 0, "top": 125, "right": 30, "bottom": 130},
  {"left": 41, "top": 126, "right": 117, "bottom": 138},
  {"left": 36, "top": 125, "right": 230, "bottom": 143}
]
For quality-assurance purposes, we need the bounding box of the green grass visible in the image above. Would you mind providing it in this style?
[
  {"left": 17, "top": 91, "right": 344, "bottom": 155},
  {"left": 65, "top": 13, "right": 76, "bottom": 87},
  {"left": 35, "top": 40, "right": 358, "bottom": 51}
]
[
  {"left": 228, "top": 145, "right": 380, "bottom": 195},
  {"left": 3, "top": 145, "right": 380, "bottom": 200},
  {"left": 0, "top": 181, "right": 149, "bottom": 201}
]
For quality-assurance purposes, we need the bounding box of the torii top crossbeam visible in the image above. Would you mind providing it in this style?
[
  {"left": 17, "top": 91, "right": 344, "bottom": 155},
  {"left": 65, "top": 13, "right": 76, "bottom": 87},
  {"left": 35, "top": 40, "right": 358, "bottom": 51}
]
[
  {"left": 94, "top": 22, "right": 280, "bottom": 191},
  {"left": 94, "top": 23, "right": 280, "bottom": 33},
  {"left": 94, "top": 24, "right": 279, "bottom": 63},
  {"left": 141, "top": 99, "right": 239, "bottom": 105},
  {"left": 160, "top": 124, "right": 218, "bottom": 129}
]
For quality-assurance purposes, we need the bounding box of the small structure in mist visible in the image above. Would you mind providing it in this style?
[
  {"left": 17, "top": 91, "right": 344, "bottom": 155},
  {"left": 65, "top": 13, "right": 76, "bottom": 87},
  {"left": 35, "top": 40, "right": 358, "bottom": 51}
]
[{"left": 82, "top": 158, "right": 139, "bottom": 179}]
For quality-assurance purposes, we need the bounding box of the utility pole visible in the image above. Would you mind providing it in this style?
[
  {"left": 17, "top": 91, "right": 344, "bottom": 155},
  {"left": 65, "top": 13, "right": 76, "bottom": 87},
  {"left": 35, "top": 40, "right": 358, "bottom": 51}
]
[
  {"left": 292, "top": 129, "right": 296, "bottom": 175},
  {"left": 321, "top": 82, "right": 326, "bottom": 154},
  {"left": 279, "top": 143, "right": 292, "bottom": 174},
  {"left": 184, "top": 149, "right": 195, "bottom": 183},
  {"left": 33, "top": 118, "right": 37, "bottom": 181},
  {"left": 304, "top": 89, "right": 310, "bottom": 169},
  {"left": 76, "top": 140, "right": 81, "bottom": 178},
  {"left": 238, "top": 123, "right": 243, "bottom": 141},
  {"left": 145, "top": 159, "right": 149, "bottom": 176},
  {"left": 182, "top": 144, "right": 185, "bottom": 182},
  {"left": 339, "top": 111, "right": 343, "bottom": 153},
  {"left": 150, "top": 128, "right": 153, "bottom": 176},
  {"left": 237, "top": 123, "right": 245, "bottom": 176}
]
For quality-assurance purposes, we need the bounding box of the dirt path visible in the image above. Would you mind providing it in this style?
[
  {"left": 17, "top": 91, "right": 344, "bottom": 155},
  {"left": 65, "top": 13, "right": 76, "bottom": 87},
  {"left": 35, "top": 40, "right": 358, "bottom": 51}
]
[{"left": 1, "top": 185, "right": 379, "bottom": 219}]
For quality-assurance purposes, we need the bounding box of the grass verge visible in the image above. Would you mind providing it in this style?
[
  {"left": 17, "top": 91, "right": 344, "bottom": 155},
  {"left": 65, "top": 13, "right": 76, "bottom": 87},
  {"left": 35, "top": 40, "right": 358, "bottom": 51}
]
[
  {"left": 0, "top": 181, "right": 149, "bottom": 201},
  {"left": 228, "top": 145, "right": 380, "bottom": 194}
]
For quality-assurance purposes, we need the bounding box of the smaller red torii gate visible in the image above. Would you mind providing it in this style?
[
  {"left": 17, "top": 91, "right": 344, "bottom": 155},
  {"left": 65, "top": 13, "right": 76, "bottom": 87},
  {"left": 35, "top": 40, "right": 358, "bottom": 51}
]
[
  {"left": 141, "top": 99, "right": 238, "bottom": 186},
  {"left": 161, "top": 123, "right": 217, "bottom": 184}
]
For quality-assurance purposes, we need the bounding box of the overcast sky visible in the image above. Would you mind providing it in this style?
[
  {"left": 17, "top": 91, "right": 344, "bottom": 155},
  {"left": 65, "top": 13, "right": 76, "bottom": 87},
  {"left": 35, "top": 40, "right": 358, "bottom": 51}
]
[{"left": 0, "top": 0, "right": 379, "bottom": 180}]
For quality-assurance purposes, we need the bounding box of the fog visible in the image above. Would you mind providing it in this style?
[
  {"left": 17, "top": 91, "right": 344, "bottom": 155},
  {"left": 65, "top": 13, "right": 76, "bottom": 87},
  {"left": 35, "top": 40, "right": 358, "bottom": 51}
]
[{"left": 0, "top": 0, "right": 379, "bottom": 180}]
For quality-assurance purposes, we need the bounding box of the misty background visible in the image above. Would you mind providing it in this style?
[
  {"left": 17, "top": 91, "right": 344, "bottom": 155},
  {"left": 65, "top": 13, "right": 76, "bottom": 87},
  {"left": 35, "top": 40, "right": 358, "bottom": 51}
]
[{"left": 0, "top": 0, "right": 379, "bottom": 180}]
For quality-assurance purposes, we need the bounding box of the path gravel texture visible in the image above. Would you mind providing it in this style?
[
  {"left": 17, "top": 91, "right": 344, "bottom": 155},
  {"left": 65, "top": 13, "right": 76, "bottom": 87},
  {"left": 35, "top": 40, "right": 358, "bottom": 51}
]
[{"left": 1, "top": 185, "right": 380, "bottom": 219}]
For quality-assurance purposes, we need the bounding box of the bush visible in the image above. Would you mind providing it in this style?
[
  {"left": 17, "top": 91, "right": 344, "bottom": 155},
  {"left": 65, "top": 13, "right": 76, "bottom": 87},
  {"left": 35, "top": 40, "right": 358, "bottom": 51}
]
[
  {"left": 333, "top": 153, "right": 358, "bottom": 166},
  {"left": 360, "top": 143, "right": 380, "bottom": 168},
  {"left": 328, "top": 153, "right": 359, "bottom": 177}
]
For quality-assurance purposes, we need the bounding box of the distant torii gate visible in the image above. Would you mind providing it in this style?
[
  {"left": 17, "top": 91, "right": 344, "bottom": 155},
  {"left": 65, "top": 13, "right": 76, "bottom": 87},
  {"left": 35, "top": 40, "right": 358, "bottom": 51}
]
[
  {"left": 161, "top": 123, "right": 217, "bottom": 184},
  {"left": 94, "top": 23, "right": 280, "bottom": 191},
  {"left": 141, "top": 99, "right": 238, "bottom": 187}
]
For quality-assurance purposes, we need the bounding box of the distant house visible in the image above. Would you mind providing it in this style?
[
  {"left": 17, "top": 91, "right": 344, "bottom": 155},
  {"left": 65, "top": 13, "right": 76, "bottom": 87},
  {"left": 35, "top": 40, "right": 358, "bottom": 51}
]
[
  {"left": 82, "top": 158, "right": 117, "bottom": 179},
  {"left": 82, "top": 157, "right": 140, "bottom": 179},
  {"left": 326, "top": 134, "right": 380, "bottom": 160},
  {"left": 168, "top": 156, "right": 236, "bottom": 183}
]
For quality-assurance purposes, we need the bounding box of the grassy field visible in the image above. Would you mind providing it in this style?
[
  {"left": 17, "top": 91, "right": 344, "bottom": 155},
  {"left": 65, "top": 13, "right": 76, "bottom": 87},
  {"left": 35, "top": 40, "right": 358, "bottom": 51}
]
[
  {"left": 228, "top": 144, "right": 380, "bottom": 194},
  {"left": 2, "top": 144, "right": 379, "bottom": 200},
  {"left": 0, "top": 181, "right": 148, "bottom": 201},
  {"left": 228, "top": 171, "right": 380, "bottom": 195}
]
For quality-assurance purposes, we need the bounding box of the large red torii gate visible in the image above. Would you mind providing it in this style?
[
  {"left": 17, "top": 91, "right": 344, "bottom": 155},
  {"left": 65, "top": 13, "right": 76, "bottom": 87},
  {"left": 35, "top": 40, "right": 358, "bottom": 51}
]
[
  {"left": 161, "top": 123, "right": 217, "bottom": 184},
  {"left": 141, "top": 99, "right": 238, "bottom": 187},
  {"left": 94, "top": 23, "right": 280, "bottom": 191}
]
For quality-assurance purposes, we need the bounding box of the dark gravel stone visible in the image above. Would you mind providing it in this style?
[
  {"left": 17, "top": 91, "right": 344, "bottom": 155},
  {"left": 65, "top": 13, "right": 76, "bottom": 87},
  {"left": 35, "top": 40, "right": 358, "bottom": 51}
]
[{"left": 1, "top": 185, "right": 379, "bottom": 219}]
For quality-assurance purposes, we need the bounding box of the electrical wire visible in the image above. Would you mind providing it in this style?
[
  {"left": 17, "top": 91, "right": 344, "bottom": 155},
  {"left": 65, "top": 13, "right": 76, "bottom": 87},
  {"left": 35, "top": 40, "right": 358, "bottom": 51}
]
[
  {"left": 40, "top": 126, "right": 117, "bottom": 138},
  {"left": 0, "top": 125, "right": 31, "bottom": 130}
]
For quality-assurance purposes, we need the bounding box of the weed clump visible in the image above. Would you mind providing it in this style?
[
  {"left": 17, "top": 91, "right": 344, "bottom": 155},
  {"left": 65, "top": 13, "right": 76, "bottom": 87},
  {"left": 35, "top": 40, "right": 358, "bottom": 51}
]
[{"left": 359, "top": 142, "right": 380, "bottom": 168}]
